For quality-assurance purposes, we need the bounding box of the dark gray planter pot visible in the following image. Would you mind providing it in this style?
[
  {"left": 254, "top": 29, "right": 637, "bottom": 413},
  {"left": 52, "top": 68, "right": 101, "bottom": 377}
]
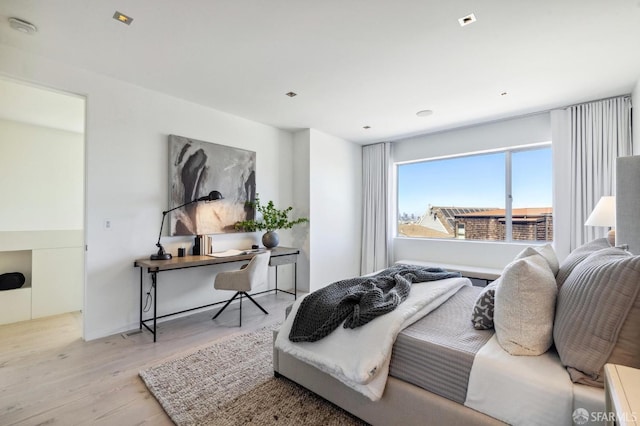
[{"left": 262, "top": 231, "right": 279, "bottom": 248}]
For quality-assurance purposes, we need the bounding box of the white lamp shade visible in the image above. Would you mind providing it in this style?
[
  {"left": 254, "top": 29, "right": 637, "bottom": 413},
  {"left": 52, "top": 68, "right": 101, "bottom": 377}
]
[{"left": 585, "top": 196, "right": 616, "bottom": 227}]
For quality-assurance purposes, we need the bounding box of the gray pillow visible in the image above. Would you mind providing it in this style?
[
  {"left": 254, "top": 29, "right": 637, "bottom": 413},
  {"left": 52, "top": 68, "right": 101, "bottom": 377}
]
[
  {"left": 553, "top": 247, "right": 640, "bottom": 387},
  {"left": 471, "top": 278, "right": 500, "bottom": 330},
  {"left": 555, "top": 238, "right": 610, "bottom": 287},
  {"left": 494, "top": 253, "right": 557, "bottom": 356}
]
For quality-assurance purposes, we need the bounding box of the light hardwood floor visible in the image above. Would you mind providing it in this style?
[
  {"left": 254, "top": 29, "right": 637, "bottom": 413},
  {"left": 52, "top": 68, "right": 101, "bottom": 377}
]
[{"left": 0, "top": 292, "right": 294, "bottom": 425}]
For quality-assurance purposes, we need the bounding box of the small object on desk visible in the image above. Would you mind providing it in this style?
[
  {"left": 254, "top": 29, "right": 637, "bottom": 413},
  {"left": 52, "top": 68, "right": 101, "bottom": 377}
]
[
  {"left": 252, "top": 244, "right": 259, "bottom": 250},
  {"left": 209, "top": 249, "right": 247, "bottom": 258},
  {"left": 193, "top": 236, "right": 201, "bottom": 255},
  {"left": 209, "top": 248, "right": 265, "bottom": 258},
  {"left": 178, "top": 247, "right": 185, "bottom": 257}
]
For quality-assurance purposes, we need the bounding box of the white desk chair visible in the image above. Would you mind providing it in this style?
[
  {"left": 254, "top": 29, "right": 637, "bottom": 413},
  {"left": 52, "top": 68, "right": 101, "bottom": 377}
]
[{"left": 212, "top": 252, "right": 269, "bottom": 326}]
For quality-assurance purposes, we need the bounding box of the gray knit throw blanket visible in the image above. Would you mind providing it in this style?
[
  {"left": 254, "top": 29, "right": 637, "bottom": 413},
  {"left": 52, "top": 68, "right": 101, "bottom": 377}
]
[{"left": 288, "top": 264, "right": 461, "bottom": 342}]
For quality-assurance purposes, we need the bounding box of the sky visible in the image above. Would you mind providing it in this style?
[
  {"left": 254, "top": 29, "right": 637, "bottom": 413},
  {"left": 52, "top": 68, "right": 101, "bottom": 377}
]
[{"left": 397, "top": 147, "right": 553, "bottom": 217}]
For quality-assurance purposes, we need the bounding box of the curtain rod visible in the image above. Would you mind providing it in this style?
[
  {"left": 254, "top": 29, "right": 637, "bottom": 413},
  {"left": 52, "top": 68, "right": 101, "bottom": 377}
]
[
  {"left": 386, "top": 93, "right": 632, "bottom": 144},
  {"left": 458, "top": 93, "right": 632, "bottom": 125},
  {"left": 559, "top": 93, "right": 631, "bottom": 110}
]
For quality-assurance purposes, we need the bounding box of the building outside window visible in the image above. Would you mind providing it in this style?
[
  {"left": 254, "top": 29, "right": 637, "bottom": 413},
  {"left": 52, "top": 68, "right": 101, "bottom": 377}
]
[{"left": 396, "top": 144, "right": 553, "bottom": 242}]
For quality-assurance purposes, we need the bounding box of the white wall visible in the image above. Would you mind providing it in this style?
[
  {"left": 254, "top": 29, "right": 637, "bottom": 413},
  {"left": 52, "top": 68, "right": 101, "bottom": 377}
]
[
  {"left": 292, "top": 129, "right": 362, "bottom": 292},
  {"left": 392, "top": 113, "right": 553, "bottom": 269},
  {"left": 0, "top": 119, "right": 84, "bottom": 231},
  {"left": 633, "top": 78, "right": 640, "bottom": 154},
  {"left": 393, "top": 113, "right": 552, "bottom": 163},
  {"left": 0, "top": 45, "right": 298, "bottom": 340},
  {"left": 308, "top": 129, "right": 362, "bottom": 291}
]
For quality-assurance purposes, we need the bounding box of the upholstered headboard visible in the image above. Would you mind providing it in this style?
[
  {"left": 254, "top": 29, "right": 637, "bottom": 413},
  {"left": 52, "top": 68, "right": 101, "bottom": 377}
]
[{"left": 616, "top": 155, "right": 640, "bottom": 254}]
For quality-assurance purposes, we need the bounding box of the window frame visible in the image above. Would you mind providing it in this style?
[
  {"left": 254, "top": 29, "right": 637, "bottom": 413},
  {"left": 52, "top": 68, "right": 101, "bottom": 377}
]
[{"left": 394, "top": 142, "right": 552, "bottom": 243}]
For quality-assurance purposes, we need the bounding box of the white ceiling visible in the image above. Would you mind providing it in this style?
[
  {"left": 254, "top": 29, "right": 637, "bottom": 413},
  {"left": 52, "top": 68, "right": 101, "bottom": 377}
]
[
  {"left": 0, "top": 77, "right": 85, "bottom": 133},
  {"left": 0, "top": 0, "right": 639, "bottom": 144}
]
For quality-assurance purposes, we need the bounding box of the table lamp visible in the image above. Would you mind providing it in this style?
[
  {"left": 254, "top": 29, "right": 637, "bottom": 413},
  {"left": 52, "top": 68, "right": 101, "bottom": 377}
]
[
  {"left": 585, "top": 196, "right": 616, "bottom": 246},
  {"left": 151, "top": 190, "right": 223, "bottom": 260}
]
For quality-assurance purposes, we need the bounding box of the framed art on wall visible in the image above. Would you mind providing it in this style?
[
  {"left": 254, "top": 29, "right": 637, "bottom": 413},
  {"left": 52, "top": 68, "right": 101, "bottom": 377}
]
[{"left": 168, "top": 134, "right": 256, "bottom": 235}]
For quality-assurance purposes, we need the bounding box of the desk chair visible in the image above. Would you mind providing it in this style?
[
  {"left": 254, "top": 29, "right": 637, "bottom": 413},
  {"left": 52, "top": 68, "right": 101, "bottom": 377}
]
[{"left": 212, "top": 252, "right": 269, "bottom": 326}]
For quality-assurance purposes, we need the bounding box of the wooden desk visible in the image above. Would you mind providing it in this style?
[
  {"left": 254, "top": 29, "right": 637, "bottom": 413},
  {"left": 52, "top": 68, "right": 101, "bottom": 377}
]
[{"left": 134, "top": 247, "right": 299, "bottom": 341}]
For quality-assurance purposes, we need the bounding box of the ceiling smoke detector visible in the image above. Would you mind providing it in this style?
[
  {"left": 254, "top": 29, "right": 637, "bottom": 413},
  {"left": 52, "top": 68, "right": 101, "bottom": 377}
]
[
  {"left": 8, "top": 17, "right": 37, "bottom": 34},
  {"left": 458, "top": 13, "right": 477, "bottom": 27}
]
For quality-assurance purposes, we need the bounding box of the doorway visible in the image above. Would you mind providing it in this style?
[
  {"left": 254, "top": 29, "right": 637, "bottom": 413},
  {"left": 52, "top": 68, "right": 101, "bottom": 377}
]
[{"left": 0, "top": 77, "right": 85, "bottom": 333}]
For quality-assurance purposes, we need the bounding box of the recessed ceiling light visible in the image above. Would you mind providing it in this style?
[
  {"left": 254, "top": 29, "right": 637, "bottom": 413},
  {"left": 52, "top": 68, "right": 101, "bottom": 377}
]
[
  {"left": 458, "top": 13, "right": 476, "bottom": 27},
  {"left": 363, "top": 126, "right": 371, "bottom": 129},
  {"left": 285, "top": 91, "right": 297, "bottom": 97},
  {"left": 113, "top": 11, "right": 133, "bottom": 25},
  {"left": 416, "top": 109, "right": 434, "bottom": 117},
  {"left": 8, "top": 17, "right": 37, "bottom": 34},
  {"left": 500, "top": 92, "right": 508, "bottom": 96}
]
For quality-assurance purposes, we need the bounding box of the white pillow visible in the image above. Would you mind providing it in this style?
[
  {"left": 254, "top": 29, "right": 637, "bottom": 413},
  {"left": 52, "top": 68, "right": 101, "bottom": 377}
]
[
  {"left": 514, "top": 244, "right": 559, "bottom": 276},
  {"left": 494, "top": 253, "right": 558, "bottom": 356}
]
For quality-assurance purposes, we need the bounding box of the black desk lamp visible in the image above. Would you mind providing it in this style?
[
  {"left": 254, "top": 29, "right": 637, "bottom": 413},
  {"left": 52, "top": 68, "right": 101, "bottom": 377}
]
[{"left": 151, "top": 190, "right": 223, "bottom": 260}]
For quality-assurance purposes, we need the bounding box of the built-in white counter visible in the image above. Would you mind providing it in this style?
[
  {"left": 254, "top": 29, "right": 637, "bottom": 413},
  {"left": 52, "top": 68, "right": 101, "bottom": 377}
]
[{"left": 0, "top": 230, "right": 83, "bottom": 325}]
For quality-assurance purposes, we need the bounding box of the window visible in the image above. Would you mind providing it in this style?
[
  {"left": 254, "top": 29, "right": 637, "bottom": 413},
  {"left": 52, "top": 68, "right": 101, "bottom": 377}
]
[{"left": 396, "top": 145, "right": 552, "bottom": 242}]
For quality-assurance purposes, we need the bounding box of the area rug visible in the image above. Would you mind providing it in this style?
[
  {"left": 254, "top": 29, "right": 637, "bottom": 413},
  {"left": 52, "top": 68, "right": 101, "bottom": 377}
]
[{"left": 139, "top": 324, "right": 368, "bottom": 425}]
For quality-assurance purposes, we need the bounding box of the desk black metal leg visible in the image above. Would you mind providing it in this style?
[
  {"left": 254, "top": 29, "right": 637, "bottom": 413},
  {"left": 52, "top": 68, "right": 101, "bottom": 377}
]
[
  {"left": 139, "top": 268, "right": 143, "bottom": 329},
  {"left": 294, "top": 262, "right": 297, "bottom": 300},
  {"left": 152, "top": 271, "right": 157, "bottom": 342},
  {"left": 275, "top": 265, "right": 278, "bottom": 295}
]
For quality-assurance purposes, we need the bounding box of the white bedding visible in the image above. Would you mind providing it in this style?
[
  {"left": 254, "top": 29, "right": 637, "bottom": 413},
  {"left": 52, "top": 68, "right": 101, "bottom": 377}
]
[
  {"left": 465, "top": 335, "right": 576, "bottom": 426},
  {"left": 573, "top": 383, "right": 607, "bottom": 426},
  {"left": 274, "top": 276, "right": 471, "bottom": 401}
]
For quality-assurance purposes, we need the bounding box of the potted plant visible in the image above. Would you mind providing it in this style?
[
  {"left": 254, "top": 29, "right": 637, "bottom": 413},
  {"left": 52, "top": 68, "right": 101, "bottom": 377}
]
[{"left": 235, "top": 196, "right": 308, "bottom": 248}]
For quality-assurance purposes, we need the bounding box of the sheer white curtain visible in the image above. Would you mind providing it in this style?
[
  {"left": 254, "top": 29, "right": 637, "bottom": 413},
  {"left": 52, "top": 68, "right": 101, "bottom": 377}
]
[
  {"left": 361, "top": 142, "right": 391, "bottom": 274},
  {"left": 554, "top": 96, "right": 632, "bottom": 251}
]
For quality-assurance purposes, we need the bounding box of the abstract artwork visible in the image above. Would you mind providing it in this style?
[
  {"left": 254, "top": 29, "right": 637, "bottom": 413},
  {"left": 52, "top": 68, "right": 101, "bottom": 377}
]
[{"left": 168, "top": 135, "right": 256, "bottom": 235}]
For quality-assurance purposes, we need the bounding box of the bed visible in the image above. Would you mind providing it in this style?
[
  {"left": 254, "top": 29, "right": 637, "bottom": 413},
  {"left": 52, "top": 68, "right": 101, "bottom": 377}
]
[{"left": 273, "top": 238, "right": 640, "bottom": 426}]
